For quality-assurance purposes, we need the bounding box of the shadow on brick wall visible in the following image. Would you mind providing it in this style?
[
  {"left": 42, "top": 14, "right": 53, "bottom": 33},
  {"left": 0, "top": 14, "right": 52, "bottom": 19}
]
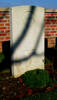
[
  {"left": 45, "top": 38, "right": 57, "bottom": 70},
  {"left": 0, "top": 41, "right": 11, "bottom": 72}
]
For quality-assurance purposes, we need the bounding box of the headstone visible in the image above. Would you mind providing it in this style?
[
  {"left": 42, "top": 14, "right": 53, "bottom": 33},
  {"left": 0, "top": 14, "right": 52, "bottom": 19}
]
[{"left": 11, "top": 6, "right": 45, "bottom": 77}]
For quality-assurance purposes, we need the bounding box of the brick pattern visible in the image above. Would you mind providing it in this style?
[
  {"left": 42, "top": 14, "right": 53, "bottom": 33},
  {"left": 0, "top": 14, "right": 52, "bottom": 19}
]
[
  {"left": 0, "top": 42, "right": 2, "bottom": 52},
  {"left": 0, "top": 10, "right": 57, "bottom": 52},
  {"left": 45, "top": 12, "right": 57, "bottom": 48},
  {"left": 0, "top": 11, "right": 10, "bottom": 52}
]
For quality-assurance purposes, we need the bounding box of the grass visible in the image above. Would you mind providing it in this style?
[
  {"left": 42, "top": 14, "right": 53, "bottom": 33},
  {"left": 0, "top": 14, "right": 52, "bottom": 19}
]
[{"left": 22, "top": 69, "right": 54, "bottom": 88}]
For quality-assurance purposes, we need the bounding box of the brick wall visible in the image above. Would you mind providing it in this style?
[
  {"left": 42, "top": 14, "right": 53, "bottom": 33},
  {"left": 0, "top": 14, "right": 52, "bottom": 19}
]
[
  {"left": 45, "top": 9, "right": 57, "bottom": 48},
  {"left": 0, "top": 8, "right": 57, "bottom": 52},
  {"left": 0, "top": 8, "right": 10, "bottom": 52}
]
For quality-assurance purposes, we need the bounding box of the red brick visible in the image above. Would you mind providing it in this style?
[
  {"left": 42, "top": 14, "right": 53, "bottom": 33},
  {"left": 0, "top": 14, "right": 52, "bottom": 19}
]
[
  {"left": 7, "top": 20, "right": 10, "bottom": 22},
  {"left": 0, "top": 42, "right": 2, "bottom": 46},
  {"left": 50, "top": 25, "right": 57, "bottom": 27},
  {"left": 50, "top": 31, "right": 57, "bottom": 33},
  {"left": 0, "top": 30, "right": 4, "bottom": 32},
  {"left": 48, "top": 39, "right": 56, "bottom": 43},
  {"left": 0, "top": 13, "right": 9, "bottom": 16},
  {"left": 52, "top": 22, "right": 56, "bottom": 24},
  {"left": 50, "top": 22, "right": 54, "bottom": 24},
  {"left": 5, "top": 37, "right": 10, "bottom": 40},
  {"left": 0, "top": 24, "right": 4, "bottom": 26},
  {"left": 45, "top": 25, "right": 50, "bottom": 27},
  {"left": 51, "top": 19, "right": 57, "bottom": 22},
  {"left": 45, "top": 19, "right": 50, "bottom": 21},
  {"left": 8, "top": 27, "right": 10, "bottom": 29},
  {"left": 7, "top": 33, "right": 10, "bottom": 36},
  {"left": 6, "top": 23, "right": 10, "bottom": 26},
  {"left": 0, "top": 16, "right": 9, "bottom": 19},
  {"left": 45, "top": 22, "right": 51, "bottom": 24},
  {"left": 0, "top": 17, "right": 4, "bottom": 19},
  {"left": 51, "top": 28, "right": 55, "bottom": 30},
  {"left": 48, "top": 43, "right": 55, "bottom": 48},
  {"left": 0, "top": 46, "right": 2, "bottom": 48},
  {"left": 0, "top": 34, "right": 6, "bottom": 36},
  {"left": 45, "top": 31, "right": 50, "bottom": 34},
  {"left": 0, "top": 45, "right": 2, "bottom": 47},
  {"left": 0, "top": 37, "right": 4, "bottom": 40},
  {"left": 5, "top": 16, "right": 10, "bottom": 19},
  {"left": 0, "top": 48, "right": 2, "bottom": 53},
  {"left": 46, "top": 33, "right": 55, "bottom": 37},
  {"left": 49, "top": 37, "right": 56, "bottom": 39},
  {"left": 45, "top": 16, "right": 51, "bottom": 18},
  {"left": 45, "top": 28, "right": 51, "bottom": 30},
  {"left": 55, "top": 34, "right": 57, "bottom": 36},
  {"left": 45, "top": 34, "right": 51, "bottom": 37},
  {"left": 50, "top": 34, "right": 55, "bottom": 36},
  {"left": 0, "top": 20, "right": 7, "bottom": 22},
  {"left": 45, "top": 13, "right": 57, "bottom": 15},
  {"left": 45, "top": 24, "right": 56, "bottom": 27},
  {"left": 5, "top": 30, "right": 10, "bottom": 33},
  {"left": 45, "top": 16, "right": 56, "bottom": 19},
  {"left": 0, "top": 27, "right": 7, "bottom": 29}
]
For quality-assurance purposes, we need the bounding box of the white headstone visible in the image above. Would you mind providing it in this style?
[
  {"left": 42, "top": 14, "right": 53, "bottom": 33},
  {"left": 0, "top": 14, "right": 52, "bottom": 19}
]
[{"left": 11, "top": 6, "right": 45, "bottom": 77}]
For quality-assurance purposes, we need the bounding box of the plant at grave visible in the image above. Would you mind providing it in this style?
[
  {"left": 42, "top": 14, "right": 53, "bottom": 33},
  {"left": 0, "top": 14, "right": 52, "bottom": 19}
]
[
  {"left": 0, "top": 53, "right": 5, "bottom": 63},
  {"left": 22, "top": 69, "right": 50, "bottom": 88},
  {"left": 45, "top": 57, "right": 52, "bottom": 65}
]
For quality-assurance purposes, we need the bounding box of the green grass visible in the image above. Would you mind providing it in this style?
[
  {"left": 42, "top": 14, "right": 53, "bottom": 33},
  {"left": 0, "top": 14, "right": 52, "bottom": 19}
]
[{"left": 22, "top": 69, "right": 52, "bottom": 88}]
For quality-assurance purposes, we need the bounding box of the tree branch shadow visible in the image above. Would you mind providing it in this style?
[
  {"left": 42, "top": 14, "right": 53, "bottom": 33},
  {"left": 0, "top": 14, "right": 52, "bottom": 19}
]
[
  {"left": 11, "top": 6, "right": 36, "bottom": 56},
  {"left": 11, "top": 6, "right": 44, "bottom": 64}
]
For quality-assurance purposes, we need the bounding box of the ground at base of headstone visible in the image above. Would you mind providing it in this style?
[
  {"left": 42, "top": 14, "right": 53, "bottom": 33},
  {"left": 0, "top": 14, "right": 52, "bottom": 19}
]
[{"left": 0, "top": 69, "right": 57, "bottom": 100}]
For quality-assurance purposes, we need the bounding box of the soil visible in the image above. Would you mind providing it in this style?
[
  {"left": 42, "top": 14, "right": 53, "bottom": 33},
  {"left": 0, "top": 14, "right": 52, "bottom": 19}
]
[{"left": 0, "top": 68, "right": 57, "bottom": 100}]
